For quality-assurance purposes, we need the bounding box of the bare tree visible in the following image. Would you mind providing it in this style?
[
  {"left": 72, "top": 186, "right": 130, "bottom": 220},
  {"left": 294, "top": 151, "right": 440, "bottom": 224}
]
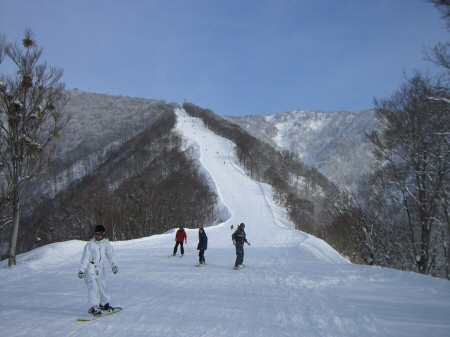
[
  {"left": 0, "top": 29, "right": 69, "bottom": 266},
  {"left": 425, "top": 42, "right": 450, "bottom": 72},
  {"left": 429, "top": 0, "right": 450, "bottom": 29},
  {"left": 368, "top": 73, "right": 450, "bottom": 275}
]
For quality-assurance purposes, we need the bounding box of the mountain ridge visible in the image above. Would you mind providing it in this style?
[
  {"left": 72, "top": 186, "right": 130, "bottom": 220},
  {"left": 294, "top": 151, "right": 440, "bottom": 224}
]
[{"left": 223, "top": 108, "right": 376, "bottom": 190}]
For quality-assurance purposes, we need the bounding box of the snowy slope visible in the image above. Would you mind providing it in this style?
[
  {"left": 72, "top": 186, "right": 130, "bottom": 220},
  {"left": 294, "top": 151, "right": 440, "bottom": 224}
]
[{"left": 0, "top": 108, "right": 449, "bottom": 337}]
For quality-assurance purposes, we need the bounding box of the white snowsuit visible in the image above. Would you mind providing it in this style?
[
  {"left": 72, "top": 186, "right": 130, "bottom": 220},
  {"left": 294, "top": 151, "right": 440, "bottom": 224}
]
[{"left": 79, "top": 237, "right": 116, "bottom": 309}]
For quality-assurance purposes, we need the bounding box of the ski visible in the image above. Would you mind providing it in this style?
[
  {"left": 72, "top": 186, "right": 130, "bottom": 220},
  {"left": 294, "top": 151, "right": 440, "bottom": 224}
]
[
  {"left": 233, "top": 265, "right": 246, "bottom": 270},
  {"left": 76, "top": 307, "right": 123, "bottom": 322},
  {"left": 195, "top": 263, "right": 206, "bottom": 267}
]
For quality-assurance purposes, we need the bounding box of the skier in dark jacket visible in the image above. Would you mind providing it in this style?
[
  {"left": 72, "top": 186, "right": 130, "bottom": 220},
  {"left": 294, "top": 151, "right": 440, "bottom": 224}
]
[
  {"left": 173, "top": 226, "right": 187, "bottom": 256},
  {"left": 232, "top": 223, "right": 250, "bottom": 269},
  {"left": 197, "top": 228, "right": 208, "bottom": 265}
]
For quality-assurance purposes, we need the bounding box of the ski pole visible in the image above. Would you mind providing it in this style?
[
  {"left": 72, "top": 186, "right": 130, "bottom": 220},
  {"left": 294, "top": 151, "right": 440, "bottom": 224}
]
[{"left": 185, "top": 241, "right": 190, "bottom": 251}]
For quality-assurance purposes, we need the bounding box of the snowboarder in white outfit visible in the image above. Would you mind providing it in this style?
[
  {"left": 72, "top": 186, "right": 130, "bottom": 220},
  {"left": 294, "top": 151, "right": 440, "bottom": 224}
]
[{"left": 78, "top": 225, "right": 118, "bottom": 317}]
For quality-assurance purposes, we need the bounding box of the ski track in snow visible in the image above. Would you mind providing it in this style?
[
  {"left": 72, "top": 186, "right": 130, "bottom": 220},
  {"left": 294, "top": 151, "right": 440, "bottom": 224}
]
[{"left": 0, "top": 108, "right": 449, "bottom": 337}]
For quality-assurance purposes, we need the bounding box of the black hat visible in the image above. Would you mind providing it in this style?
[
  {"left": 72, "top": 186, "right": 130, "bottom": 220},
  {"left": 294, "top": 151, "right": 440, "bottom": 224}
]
[
  {"left": 94, "top": 225, "right": 106, "bottom": 236},
  {"left": 240, "top": 223, "right": 245, "bottom": 227}
]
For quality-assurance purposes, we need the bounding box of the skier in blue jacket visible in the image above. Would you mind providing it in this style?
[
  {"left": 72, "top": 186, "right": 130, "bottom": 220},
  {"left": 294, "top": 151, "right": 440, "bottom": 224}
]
[{"left": 197, "top": 228, "right": 208, "bottom": 265}]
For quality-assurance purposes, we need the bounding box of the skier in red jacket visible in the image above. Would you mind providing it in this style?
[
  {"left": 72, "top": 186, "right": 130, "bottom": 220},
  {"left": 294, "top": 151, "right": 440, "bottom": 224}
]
[{"left": 172, "top": 226, "right": 187, "bottom": 256}]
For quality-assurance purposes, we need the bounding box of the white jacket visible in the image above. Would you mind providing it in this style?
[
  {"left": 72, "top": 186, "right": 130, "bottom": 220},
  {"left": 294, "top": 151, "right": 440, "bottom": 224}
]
[{"left": 79, "top": 238, "right": 116, "bottom": 275}]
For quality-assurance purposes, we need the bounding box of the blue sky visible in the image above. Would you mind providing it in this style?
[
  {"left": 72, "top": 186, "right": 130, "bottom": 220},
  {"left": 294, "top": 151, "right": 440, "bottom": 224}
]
[{"left": 1, "top": 0, "right": 448, "bottom": 116}]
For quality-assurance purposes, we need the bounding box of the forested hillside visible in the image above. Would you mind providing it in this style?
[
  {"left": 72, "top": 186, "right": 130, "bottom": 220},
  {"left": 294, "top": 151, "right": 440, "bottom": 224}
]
[{"left": 0, "top": 91, "right": 218, "bottom": 257}]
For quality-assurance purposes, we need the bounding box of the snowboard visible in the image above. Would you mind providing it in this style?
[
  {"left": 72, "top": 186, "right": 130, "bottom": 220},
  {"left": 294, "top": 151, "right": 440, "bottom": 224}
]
[{"left": 76, "top": 307, "right": 122, "bottom": 322}]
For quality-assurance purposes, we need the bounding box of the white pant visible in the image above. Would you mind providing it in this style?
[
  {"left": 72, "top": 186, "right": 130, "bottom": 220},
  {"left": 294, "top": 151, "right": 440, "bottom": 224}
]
[{"left": 84, "top": 267, "right": 110, "bottom": 309}]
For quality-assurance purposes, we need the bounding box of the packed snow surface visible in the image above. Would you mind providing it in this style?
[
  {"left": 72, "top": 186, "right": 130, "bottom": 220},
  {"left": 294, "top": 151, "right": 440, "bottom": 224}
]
[{"left": 1, "top": 108, "right": 449, "bottom": 336}]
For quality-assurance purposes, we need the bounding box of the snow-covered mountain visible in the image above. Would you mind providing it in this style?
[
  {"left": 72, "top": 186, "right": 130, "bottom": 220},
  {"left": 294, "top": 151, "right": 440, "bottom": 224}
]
[
  {"left": 223, "top": 109, "right": 376, "bottom": 190},
  {"left": 1, "top": 108, "right": 448, "bottom": 337},
  {"left": 23, "top": 90, "right": 179, "bottom": 200},
  {"left": 39, "top": 91, "right": 376, "bottom": 198},
  {"left": 27, "top": 92, "right": 375, "bottom": 204}
]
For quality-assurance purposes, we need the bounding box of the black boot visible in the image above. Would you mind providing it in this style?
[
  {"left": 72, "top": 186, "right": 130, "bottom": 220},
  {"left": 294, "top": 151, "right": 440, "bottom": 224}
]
[
  {"left": 100, "top": 302, "right": 114, "bottom": 312},
  {"left": 88, "top": 306, "right": 102, "bottom": 317}
]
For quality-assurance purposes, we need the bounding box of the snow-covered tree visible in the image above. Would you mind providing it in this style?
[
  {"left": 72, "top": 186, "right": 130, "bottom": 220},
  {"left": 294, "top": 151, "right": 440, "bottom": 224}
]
[
  {"left": 0, "top": 29, "right": 69, "bottom": 266},
  {"left": 368, "top": 73, "right": 450, "bottom": 276}
]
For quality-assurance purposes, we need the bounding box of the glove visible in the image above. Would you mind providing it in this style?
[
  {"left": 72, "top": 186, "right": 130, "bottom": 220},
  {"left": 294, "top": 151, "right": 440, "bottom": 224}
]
[
  {"left": 246, "top": 241, "right": 251, "bottom": 246},
  {"left": 232, "top": 239, "right": 236, "bottom": 246},
  {"left": 77, "top": 271, "right": 84, "bottom": 279},
  {"left": 112, "top": 265, "right": 118, "bottom": 274}
]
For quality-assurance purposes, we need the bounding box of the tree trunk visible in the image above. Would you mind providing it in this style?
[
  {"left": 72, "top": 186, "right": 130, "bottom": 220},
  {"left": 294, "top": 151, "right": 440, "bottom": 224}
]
[{"left": 8, "top": 196, "right": 20, "bottom": 267}]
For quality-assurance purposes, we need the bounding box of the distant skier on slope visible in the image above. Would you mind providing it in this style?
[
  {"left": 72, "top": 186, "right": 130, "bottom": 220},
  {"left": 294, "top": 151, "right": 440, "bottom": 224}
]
[
  {"left": 232, "top": 223, "right": 250, "bottom": 269},
  {"left": 172, "top": 226, "right": 187, "bottom": 256},
  {"left": 77, "top": 225, "right": 118, "bottom": 317},
  {"left": 197, "top": 227, "right": 208, "bottom": 266}
]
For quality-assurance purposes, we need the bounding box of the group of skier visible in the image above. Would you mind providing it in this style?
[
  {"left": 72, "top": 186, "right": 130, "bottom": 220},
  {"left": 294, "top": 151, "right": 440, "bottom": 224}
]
[
  {"left": 77, "top": 222, "right": 250, "bottom": 317},
  {"left": 171, "top": 226, "right": 208, "bottom": 266}
]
